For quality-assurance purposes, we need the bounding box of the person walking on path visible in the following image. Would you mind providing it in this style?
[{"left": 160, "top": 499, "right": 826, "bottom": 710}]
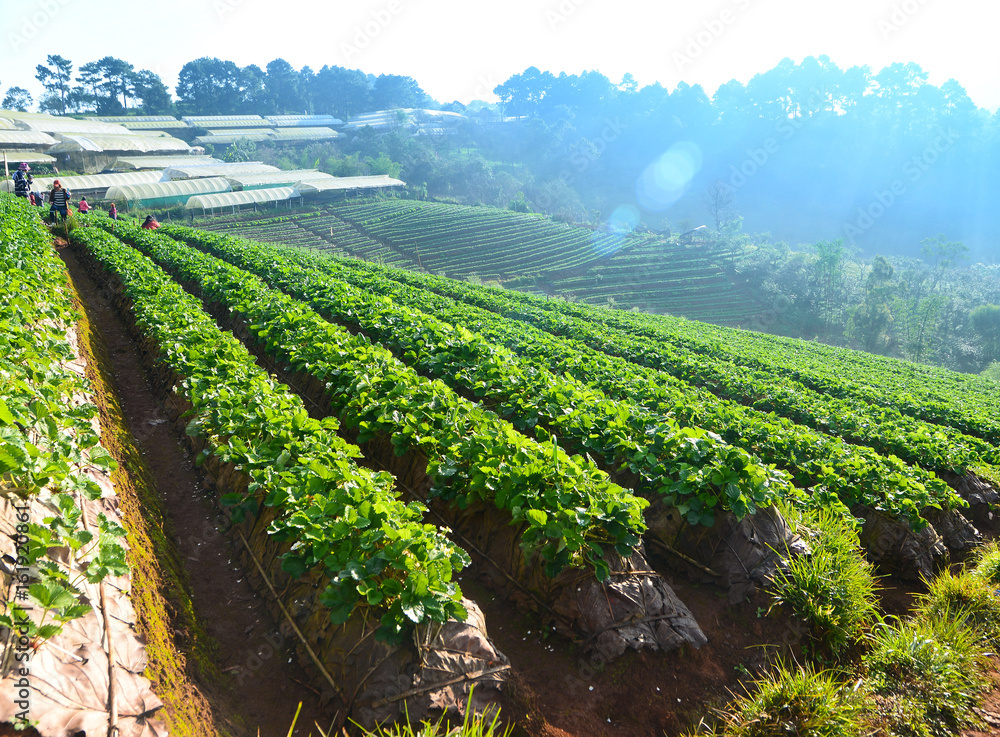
[
  {"left": 12, "top": 162, "right": 32, "bottom": 198},
  {"left": 48, "top": 180, "right": 71, "bottom": 222}
]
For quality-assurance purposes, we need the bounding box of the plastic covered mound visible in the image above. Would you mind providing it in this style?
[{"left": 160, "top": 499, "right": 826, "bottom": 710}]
[
  {"left": 342, "top": 431, "right": 707, "bottom": 663},
  {"left": 643, "top": 502, "right": 809, "bottom": 604},
  {"left": 0, "top": 329, "right": 165, "bottom": 737}
]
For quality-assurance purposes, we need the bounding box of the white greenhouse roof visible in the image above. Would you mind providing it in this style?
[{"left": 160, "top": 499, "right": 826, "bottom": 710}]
[
  {"left": 182, "top": 115, "right": 265, "bottom": 128},
  {"left": 186, "top": 186, "right": 300, "bottom": 210},
  {"left": 0, "top": 170, "right": 164, "bottom": 194},
  {"left": 106, "top": 177, "right": 232, "bottom": 202},
  {"left": 224, "top": 169, "right": 330, "bottom": 187},
  {"left": 192, "top": 133, "right": 274, "bottom": 145},
  {"left": 0, "top": 131, "right": 58, "bottom": 147},
  {"left": 120, "top": 120, "right": 191, "bottom": 130},
  {"left": 0, "top": 118, "right": 17, "bottom": 130},
  {"left": 266, "top": 115, "right": 344, "bottom": 127},
  {"left": 114, "top": 155, "right": 222, "bottom": 171},
  {"left": 48, "top": 134, "right": 190, "bottom": 153},
  {"left": 164, "top": 162, "right": 280, "bottom": 180},
  {"left": 0, "top": 150, "right": 56, "bottom": 164},
  {"left": 297, "top": 175, "right": 405, "bottom": 192},
  {"left": 87, "top": 116, "right": 179, "bottom": 123},
  {"left": 205, "top": 128, "right": 274, "bottom": 136},
  {"left": 269, "top": 127, "right": 339, "bottom": 140},
  {"left": 16, "top": 119, "right": 132, "bottom": 136}
]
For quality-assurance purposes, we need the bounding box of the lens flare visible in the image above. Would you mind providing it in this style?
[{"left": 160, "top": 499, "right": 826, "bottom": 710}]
[
  {"left": 592, "top": 205, "right": 641, "bottom": 257},
  {"left": 636, "top": 141, "right": 703, "bottom": 211}
]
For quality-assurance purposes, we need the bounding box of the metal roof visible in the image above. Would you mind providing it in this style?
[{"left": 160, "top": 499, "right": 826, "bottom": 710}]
[
  {"left": 186, "top": 186, "right": 300, "bottom": 210},
  {"left": 296, "top": 175, "right": 405, "bottom": 192},
  {"left": 164, "top": 162, "right": 280, "bottom": 180},
  {"left": 106, "top": 177, "right": 232, "bottom": 202},
  {"left": 0, "top": 170, "right": 164, "bottom": 194},
  {"left": 113, "top": 155, "right": 222, "bottom": 171}
]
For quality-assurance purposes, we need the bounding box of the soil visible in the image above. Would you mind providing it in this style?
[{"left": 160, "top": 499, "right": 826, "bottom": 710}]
[{"left": 59, "top": 244, "right": 339, "bottom": 737}]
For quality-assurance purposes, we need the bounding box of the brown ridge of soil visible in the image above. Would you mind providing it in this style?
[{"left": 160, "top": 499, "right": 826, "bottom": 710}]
[{"left": 59, "top": 243, "right": 338, "bottom": 737}]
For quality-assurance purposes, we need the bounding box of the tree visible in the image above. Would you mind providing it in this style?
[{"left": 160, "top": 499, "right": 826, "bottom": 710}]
[
  {"left": 2, "top": 87, "right": 33, "bottom": 112},
  {"left": 371, "top": 74, "right": 428, "bottom": 110},
  {"left": 76, "top": 57, "right": 135, "bottom": 113},
  {"left": 970, "top": 304, "right": 1000, "bottom": 362},
  {"left": 35, "top": 55, "right": 73, "bottom": 114},
  {"left": 176, "top": 57, "right": 243, "bottom": 114},
  {"left": 265, "top": 58, "right": 306, "bottom": 114},
  {"left": 311, "top": 65, "right": 369, "bottom": 118},
  {"left": 846, "top": 255, "right": 895, "bottom": 353},
  {"left": 703, "top": 181, "right": 737, "bottom": 232},
  {"left": 222, "top": 136, "right": 257, "bottom": 163},
  {"left": 812, "top": 239, "right": 848, "bottom": 334},
  {"left": 131, "top": 70, "right": 172, "bottom": 113}
]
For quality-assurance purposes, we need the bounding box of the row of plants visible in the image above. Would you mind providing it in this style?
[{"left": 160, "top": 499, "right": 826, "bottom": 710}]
[
  {"left": 157, "top": 223, "right": 798, "bottom": 527},
  {"left": 217, "top": 240, "right": 960, "bottom": 530},
  {"left": 101, "top": 219, "right": 649, "bottom": 582},
  {"left": 328, "top": 254, "right": 1000, "bottom": 478},
  {"left": 0, "top": 194, "right": 128, "bottom": 673},
  {"left": 68, "top": 224, "right": 470, "bottom": 642},
  {"left": 446, "top": 261, "right": 1000, "bottom": 443}
]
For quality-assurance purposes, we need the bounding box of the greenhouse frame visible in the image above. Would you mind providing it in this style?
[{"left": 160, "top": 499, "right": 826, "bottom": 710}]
[
  {"left": 164, "top": 162, "right": 280, "bottom": 180},
  {"left": 0, "top": 170, "right": 164, "bottom": 195}
]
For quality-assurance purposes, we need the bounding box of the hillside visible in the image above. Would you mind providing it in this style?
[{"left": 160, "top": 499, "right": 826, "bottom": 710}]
[{"left": 195, "top": 198, "right": 760, "bottom": 326}]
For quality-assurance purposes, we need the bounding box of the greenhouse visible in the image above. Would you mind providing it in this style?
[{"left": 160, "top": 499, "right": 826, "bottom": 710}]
[
  {"left": 0, "top": 170, "right": 165, "bottom": 196},
  {"left": 163, "top": 162, "right": 279, "bottom": 180},
  {"left": 0, "top": 118, "right": 17, "bottom": 130},
  {"left": 0, "top": 150, "right": 56, "bottom": 164},
  {"left": 186, "top": 186, "right": 301, "bottom": 213},
  {"left": 87, "top": 115, "right": 180, "bottom": 123},
  {"left": 296, "top": 174, "right": 406, "bottom": 193},
  {"left": 47, "top": 134, "right": 191, "bottom": 153},
  {"left": 182, "top": 115, "right": 266, "bottom": 128},
  {"left": 106, "top": 177, "right": 232, "bottom": 208},
  {"left": 223, "top": 169, "right": 334, "bottom": 189},
  {"left": 114, "top": 155, "right": 222, "bottom": 170},
  {"left": 0, "top": 130, "right": 58, "bottom": 148},
  {"left": 119, "top": 120, "right": 191, "bottom": 130},
  {"left": 268, "top": 126, "right": 339, "bottom": 141},
  {"left": 15, "top": 119, "right": 132, "bottom": 136},
  {"left": 266, "top": 114, "right": 344, "bottom": 127}
]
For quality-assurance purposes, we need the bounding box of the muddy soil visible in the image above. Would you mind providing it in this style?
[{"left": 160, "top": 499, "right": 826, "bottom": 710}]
[{"left": 60, "top": 244, "right": 338, "bottom": 737}]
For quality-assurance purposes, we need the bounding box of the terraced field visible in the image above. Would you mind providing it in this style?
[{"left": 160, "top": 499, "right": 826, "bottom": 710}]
[{"left": 196, "top": 198, "right": 760, "bottom": 326}]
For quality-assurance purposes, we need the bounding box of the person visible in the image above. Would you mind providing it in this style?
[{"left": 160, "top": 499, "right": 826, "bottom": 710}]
[
  {"left": 108, "top": 202, "right": 118, "bottom": 220},
  {"left": 12, "top": 162, "right": 32, "bottom": 199},
  {"left": 141, "top": 215, "right": 160, "bottom": 230},
  {"left": 78, "top": 196, "right": 91, "bottom": 215},
  {"left": 48, "top": 180, "right": 71, "bottom": 222}
]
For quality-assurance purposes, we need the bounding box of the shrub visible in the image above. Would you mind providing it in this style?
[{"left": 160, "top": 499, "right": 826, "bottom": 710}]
[{"left": 971, "top": 540, "right": 1000, "bottom": 585}]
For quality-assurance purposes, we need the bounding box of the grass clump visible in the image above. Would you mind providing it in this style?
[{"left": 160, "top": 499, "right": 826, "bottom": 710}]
[
  {"left": 914, "top": 568, "right": 1000, "bottom": 646},
  {"left": 863, "top": 613, "right": 988, "bottom": 737},
  {"left": 356, "top": 708, "right": 512, "bottom": 737},
  {"left": 971, "top": 540, "right": 1000, "bottom": 585},
  {"left": 690, "top": 663, "right": 869, "bottom": 737},
  {"left": 770, "top": 508, "right": 878, "bottom": 657}
]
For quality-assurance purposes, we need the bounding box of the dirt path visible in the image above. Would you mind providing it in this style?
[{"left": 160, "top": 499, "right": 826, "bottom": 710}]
[{"left": 59, "top": 244, "right": 338, "bottom": 737}]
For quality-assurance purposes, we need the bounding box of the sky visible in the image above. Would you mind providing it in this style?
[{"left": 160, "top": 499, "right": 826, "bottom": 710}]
[{"left": 1, "top": 0, "right": 999, "bottom": 112}]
